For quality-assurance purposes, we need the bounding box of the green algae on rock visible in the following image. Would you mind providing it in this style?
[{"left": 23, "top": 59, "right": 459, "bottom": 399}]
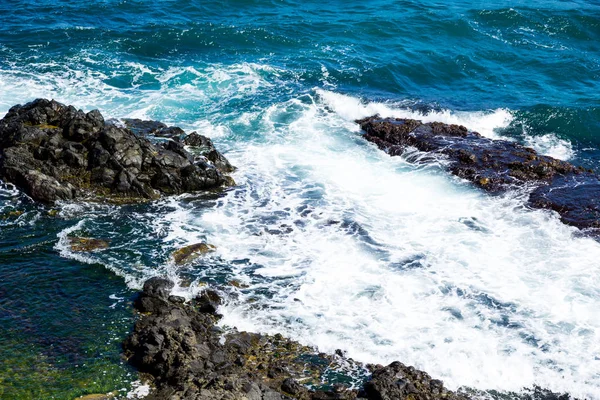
[{"left": 68, "top": 237, "right": 110, "bottom": 252}]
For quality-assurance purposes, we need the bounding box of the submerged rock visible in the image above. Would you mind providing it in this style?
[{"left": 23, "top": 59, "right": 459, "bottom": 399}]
[
  {"left": 75, "top": 393, "right": 116, "bottom": 400},
  {"left": 68, "top": 237, "right": 110, "bottom": 252},
  {"left": 123, "top": 278, "right": 467, "bottom": 400},
  {"left": 357, "top": 116, "right": 600, "bottom": 235},
  {"left": 171, "top": 242, "right": 216, "bottom": 265},
  {"left": 0, "top": 99, "right": 233, "bottom": 203}
]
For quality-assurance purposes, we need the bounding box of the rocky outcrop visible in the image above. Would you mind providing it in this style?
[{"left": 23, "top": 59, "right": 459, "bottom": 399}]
[
  {"left": 363, "top": 362, "right": 454, "bottom": 400},
  {"left": 123, "top": 278, "right": 468, "bottom": 400},
  {"left": 0, "top": 99, "right": 233, "bottom": 203},
  {"left": 357, "top": 116, "right": 600, "bottom": 234},
  {"left": 124, "top": 119, "right": 235, "bottom": 174}
]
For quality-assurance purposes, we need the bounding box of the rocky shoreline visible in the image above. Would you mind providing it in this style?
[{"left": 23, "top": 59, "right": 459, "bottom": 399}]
[
  {"left": 357, "top": 116, "right": 600, "bottom": 236},
  {"left": 122, "top": 280, "right": 579, "bottom": 400},
  {"left": 0, "top": 101, "right": 587, "bottom": 399},
  {"left": 123, "top": 278, "right": 469, "bottom": 400}
]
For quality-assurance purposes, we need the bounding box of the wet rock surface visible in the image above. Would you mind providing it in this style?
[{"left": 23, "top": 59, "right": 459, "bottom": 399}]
[
  {"left": 123, "top": 278, "right": 468, "bottom": 400},
  {"left": 0, "top": 99, "right": 233, "bottom": 203},
  {"left": 171, "top": 242, "right": 217, "bottom": 265},
  {"left": 123, "top": 119, "right": 235, "bottom": 174},
  {"left": 68, "top": 237, "right": 110, "bottom": 252},
  {"left": 357, "top": 116, "right": 600, "bottom": 234}
]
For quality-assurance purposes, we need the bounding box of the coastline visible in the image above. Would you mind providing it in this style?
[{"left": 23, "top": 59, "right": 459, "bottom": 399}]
[
  {"left": 0, "top": 100, "right": 594, "bottom": 399},
  {"left": 122, "top": 277, "right": 469, "bottom": 400}
]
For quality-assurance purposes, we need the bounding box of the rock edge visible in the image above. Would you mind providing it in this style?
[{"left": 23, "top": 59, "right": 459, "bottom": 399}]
[{"left": 357, "top": 116, "right": 600, "bottom": 235}]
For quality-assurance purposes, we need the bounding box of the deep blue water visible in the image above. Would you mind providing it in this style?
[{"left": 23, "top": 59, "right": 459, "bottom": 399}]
[
  {"left": 1, "top": 1, "right": 600, "bottom": 399},
  {"left": 1, "top": 1, "right": 599, "bottom": 138}
]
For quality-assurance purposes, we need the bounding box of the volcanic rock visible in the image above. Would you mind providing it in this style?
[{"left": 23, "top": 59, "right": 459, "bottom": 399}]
[
  {"left": 171, "top": 242, "right": 216, "bottom": 265},
  {"left": 68, "top": 237, "right": 109, "bottom": 252},
  {"left": 124, "top": 119, "right": 235, "bottom": 174},
  {"left": 357, "top": 116, "right": 600, "bottom": 234},
  {"left": 124, "top": 278, "right": 468, "bottom": 400},
  {"left": 0, "top": 99, "right": 233, "bottom": 203},
  {"left": 364, "top": 361, "right": 453, "bottom": 400}
]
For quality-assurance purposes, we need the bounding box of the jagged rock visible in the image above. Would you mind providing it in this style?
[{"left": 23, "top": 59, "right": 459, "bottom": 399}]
[
  {"left": 141, "top": 277, "right": 174, "bottom": 300},
  {"left": 196, "top": 289, "right": 222, "bottom": 315},
  {"left": 124, "top": 119, "right": 235, "bottom": 174},
  {"left": 357, "top": 116, "right": 600, "bottom": 235},
  {"left": 123, "top": 278, "right": 467, "bottom": 400},
  {"left": 0, "top": 99, "right": 233, "bottom": 203},
  {"left": 183, "top": 132, "right": 235, "bottom": 173},
  {"left": 281, "top": 378, "right": 306, "bottom": 396},
  {"left": 363, "top": 361, "right": 466, "bottom": 400},
  {"left": 122, "top": 119, "right": 171, "bottom": 137}
]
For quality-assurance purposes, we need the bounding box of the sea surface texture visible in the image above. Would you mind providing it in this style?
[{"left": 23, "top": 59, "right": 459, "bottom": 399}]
[{"left": 1, "top": 0, "right": 599, "bottom": 399}]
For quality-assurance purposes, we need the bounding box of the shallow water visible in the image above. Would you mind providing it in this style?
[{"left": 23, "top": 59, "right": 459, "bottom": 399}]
[{"left": 1, "top": 0, "right": 600, "bottom": 398}]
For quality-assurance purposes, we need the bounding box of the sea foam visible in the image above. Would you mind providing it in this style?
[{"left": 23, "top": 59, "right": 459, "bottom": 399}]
[{"left": 5, "top": 62, "right": 597, "bottom": 398}]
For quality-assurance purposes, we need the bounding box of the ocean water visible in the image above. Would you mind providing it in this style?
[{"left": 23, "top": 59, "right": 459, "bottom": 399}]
[{"left": 1, "top": 0, "right": 600, "bottom": 399}]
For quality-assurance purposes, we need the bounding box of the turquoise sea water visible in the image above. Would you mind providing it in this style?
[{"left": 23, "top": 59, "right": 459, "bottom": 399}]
[{"left": 1, "top": 1, "right": 600, "bottom": 399}]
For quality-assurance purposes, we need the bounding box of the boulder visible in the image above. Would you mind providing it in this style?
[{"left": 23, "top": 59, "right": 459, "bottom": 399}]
[
  {"left": 196, "top": 289, "right": 222, "bottom": 314},
  {"left": 68, "top": 237, "right": 109, "bottom": 252},
  {"left": 0, "top": 99, "right": 233, "bottom": 203},
  {"left": 124, "top": 119, "right": 235, "bottom": 174},
  {"left": 363, "top": 361, "right": 461, "bottom": 400},
  {"left": 183, "top": 132, "right": 235, "bottom": 174}
]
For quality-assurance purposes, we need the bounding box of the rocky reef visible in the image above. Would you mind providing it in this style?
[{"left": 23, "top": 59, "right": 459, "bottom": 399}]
[
  {"left": 0, "top": 99, "right": 233, "bottom": 203},
  {"left": 357, "top": 116, "right": 600, "bottom": 235},
  {"left": 123, "top": 277, "right": 469, "bottom": 400}
]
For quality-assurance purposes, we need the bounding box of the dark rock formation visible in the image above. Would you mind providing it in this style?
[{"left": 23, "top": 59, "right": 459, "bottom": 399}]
[
  {"left": 123, "top": 278, "right": 468, "bottom": 400},
  {"left": 364, "top": 362, "right": 455, "bottom": 400},
  {"left": 357, "top": 116, "right": 600, "bottom": 234},
  {"left": 124, "top": 119, "right": 235, "bottom": 174},
  {"left": 0, "top": 99, "right": 233, "bottom": 203},
  {"left": 68, "top": 237, "right": 110, "bottom": 252}
]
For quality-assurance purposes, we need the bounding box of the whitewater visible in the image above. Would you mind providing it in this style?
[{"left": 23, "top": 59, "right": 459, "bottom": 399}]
[
  {"left": 1, "top": 0, "right": 599, "bottom": 396},
  {"left": 0, "top": 61, "right": 593, "bottom": 398}
]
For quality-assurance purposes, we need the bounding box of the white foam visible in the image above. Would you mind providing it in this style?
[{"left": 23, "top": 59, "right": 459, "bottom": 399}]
[
  {"left": 525, "top": 133, "right": 575, "bottom": 160},
  {"left": 2, "top": 59, "right": 598, "bottom": 397},
  {"left": 316, "top": 89, "right": 514, "bottom": 139},
  {"left": 317, "top": 89, "right": 576, "bottom": 161},
  {"left": 126, "top": 380, "right": 151, "bottom": 399},
  {"left": 54, "top": 217, "right": 152, "bottom": 289},
  {"left": 190, "top": 94, "right": 600, "bottom": 399},
  {"left": 0, "top": 61, "right": 279, "bottom": 122}
]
